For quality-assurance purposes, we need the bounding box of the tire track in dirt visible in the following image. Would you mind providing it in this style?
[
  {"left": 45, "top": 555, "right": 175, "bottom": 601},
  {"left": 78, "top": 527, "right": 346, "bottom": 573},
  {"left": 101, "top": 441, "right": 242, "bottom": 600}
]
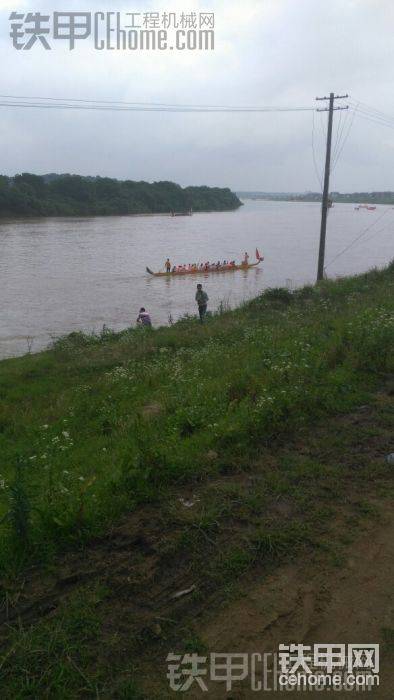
[{"left": 184, "top": 501, "right": 394, "bottom": 699}]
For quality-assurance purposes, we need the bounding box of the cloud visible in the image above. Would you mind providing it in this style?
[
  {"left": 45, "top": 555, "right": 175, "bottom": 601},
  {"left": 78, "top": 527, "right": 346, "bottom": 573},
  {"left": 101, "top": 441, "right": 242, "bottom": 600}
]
[{"left": 1, "top": 0, "right": 394, "bottom": 190}]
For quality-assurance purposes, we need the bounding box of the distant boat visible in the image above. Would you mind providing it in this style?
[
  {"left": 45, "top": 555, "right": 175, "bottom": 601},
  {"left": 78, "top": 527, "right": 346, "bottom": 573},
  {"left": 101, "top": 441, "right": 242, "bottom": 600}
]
[
  {"left": 171, "top": 209, "right": 193, "bottom": 217},
  {"left": 147, "top": 249, "right": 264, "bottom": 277},
  {"left": 355, "top": 204, "right": 376, "bottom": 211}
]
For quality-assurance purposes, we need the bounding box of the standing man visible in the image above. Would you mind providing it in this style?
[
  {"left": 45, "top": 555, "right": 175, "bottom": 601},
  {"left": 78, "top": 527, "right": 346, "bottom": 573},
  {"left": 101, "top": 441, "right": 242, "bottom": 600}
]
[
  {"left": 165, "top": 258, "right": 171, "bottom": 273},
  {"left": 243, "top": 251, "right": 249, "bottom": 265},
  {"left": 195, "top": 284, "right": 208, "bottom": 323}
]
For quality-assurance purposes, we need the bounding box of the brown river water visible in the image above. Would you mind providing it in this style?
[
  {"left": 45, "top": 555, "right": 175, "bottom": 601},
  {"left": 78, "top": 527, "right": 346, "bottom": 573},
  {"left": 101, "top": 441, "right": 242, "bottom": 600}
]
[{"left": 0, "top": 199, "right": 393, "bottom": 359}]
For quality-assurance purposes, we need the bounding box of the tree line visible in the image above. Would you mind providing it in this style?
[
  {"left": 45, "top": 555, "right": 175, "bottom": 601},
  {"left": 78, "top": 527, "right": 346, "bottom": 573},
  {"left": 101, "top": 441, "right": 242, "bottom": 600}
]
[
  {"left": 0, "top": 173, "right": 242, "bottom": 218},
  {"left": 280, "top": 191, "right": 394, "bottom": 205},
  {"left": 238, "top": 191, "right": 394, "bottom": 205}
]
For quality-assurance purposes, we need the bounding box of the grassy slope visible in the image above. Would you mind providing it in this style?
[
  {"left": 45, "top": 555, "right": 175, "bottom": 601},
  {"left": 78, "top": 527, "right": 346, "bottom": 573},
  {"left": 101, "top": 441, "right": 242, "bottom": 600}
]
[
  {"left": 0, "top": 265, "right": 393, "bottom": 569},
  {"left": 0, "top": 264, "right": 393, "bottom": 697}
]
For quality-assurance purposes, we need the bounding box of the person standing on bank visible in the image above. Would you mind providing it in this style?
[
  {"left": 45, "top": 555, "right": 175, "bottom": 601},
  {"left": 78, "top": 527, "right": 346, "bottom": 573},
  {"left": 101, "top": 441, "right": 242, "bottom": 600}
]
[{"left": 195, "top": 284, "right": 208, "bottom": 323}]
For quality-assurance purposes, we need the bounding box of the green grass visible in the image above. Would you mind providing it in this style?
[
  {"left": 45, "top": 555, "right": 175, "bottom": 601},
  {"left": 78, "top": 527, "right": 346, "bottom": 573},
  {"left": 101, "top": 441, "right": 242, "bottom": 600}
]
[
  {"left": 0, "top": 587, "right": 105, "bottom": 699},
  {"left": 0, "top": 263, "right": 393, "bottom": 574}
]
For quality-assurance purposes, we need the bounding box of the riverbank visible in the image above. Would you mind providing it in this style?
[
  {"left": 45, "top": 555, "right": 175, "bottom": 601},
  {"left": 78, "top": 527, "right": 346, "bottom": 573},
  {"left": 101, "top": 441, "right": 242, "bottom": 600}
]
[
  {"left": 238, "top": 190, "right": 394, "bottom": 205},
  {"left": 0, "top": 263, "right": 393, "bottom": 696}
]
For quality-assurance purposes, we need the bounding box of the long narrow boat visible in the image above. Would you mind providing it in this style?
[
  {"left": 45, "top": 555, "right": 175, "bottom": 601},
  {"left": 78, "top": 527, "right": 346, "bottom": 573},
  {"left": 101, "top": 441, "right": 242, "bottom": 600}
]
[
  {"left": 171, "top": 210, "right": 193, "bottom": 217},
  {"left": 147, "top": 250, "right": 264, "bottom": 277}
]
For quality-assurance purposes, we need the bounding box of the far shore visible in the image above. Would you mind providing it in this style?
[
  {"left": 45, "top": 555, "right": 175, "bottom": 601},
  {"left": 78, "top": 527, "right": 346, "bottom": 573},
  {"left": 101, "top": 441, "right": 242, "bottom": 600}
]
[{"left": 0, "top": 208, "right": 243, "bottom": 223}]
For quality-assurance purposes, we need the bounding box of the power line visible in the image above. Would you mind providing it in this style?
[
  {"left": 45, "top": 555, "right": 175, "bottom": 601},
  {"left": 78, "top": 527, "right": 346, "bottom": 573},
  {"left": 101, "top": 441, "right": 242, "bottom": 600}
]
[
  {"left": 354, "top": 111, "right": 394, "bottom": 130},
  {"left": 331, "top": 107, "right": 351, "bottom": 168},
  {"left": 362, "top": 221, "right": 394, "bottom": 246},
  {"left": 352, "top": 106, "right": 394, "bottom": 124},
  {"left": 0, "top": 93, "right": 252, "bottom": 108},
  {"left": 318, "top": 109, "right": 326, "bottom": 145},
  {"left": 317, "top": 110, "right": 328, "bottom": 179},
  {"left": 352, "top": 108, "right": 394, "bottom": 131},
  {"left": 311, "top": 110, "right": 323, "bottom": 190},
  {"left": 0, "top": 93, "right": 315, "bottom": 111},
  {"left": 325, "top": 207, "right": 391, "bottom": 270},
  {"left": 0, "top": 95, "right": 315, "bottom": 114},
  {"left": 331, "top": 104, "right": 358, "bottom": 171},
  {"left": 350, "top": 99, "right": 394, "bottom": 125},
  {"left": 331, "top": 108, "right": 344, "bottom": 164},
  {"left": 349, "top": 99, "right": 394, "bottom": 129}
]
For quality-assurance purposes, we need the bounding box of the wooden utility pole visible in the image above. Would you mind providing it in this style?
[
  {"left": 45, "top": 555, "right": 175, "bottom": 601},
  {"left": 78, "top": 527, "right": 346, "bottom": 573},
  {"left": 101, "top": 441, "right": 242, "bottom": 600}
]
[{"left": 316, "top": 93, "right": 348, "bottom": 281}]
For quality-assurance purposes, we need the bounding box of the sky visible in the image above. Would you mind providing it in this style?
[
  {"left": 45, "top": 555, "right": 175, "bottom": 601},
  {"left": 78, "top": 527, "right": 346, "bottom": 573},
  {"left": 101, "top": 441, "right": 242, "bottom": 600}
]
[{"left": 1, "top": 0, "right": 394, "bottom": 191}]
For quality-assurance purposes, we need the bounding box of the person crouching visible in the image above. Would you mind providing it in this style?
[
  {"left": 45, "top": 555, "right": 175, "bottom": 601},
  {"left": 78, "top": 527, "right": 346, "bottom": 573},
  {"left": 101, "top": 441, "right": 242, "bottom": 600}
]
[{"left": 137, "top": 307, "right": 152, "bottom": 327}]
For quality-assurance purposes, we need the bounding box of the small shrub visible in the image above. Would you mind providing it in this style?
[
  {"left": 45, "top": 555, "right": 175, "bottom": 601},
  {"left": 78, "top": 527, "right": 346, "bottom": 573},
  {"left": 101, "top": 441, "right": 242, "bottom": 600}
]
[{"left": 263, "top": 287, "right": 293, "bottom": 304}]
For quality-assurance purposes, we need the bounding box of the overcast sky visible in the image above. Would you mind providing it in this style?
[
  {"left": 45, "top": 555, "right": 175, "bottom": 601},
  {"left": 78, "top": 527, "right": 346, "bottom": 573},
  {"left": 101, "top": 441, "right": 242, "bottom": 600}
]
[{"left": 1, "top": 0, "right": 393, "bottom": 191}]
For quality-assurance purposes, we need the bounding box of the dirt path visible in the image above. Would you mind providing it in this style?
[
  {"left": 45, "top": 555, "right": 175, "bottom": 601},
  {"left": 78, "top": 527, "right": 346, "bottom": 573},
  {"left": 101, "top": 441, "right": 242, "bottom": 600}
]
[{"left": 179, "top": 499, "right": 392, "bottom": 699}]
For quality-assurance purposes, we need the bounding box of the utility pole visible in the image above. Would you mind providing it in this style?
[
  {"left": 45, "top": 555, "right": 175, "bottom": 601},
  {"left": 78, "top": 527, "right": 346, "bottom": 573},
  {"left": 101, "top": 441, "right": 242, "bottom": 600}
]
[{"left": 316, "top": 92, "right": 348, "bottom": 281}]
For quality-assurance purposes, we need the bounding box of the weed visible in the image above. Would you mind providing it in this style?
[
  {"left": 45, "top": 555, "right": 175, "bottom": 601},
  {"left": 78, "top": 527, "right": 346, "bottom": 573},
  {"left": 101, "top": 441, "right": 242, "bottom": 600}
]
[
  {"left": 263, "top": 287, "right": 293, "bottom": 304},
  {"left": 0, "top": 588, "right": 104, "bottom": 699},
  {"left": 7, "top": 457, "right": 32, "bottom": 546}
]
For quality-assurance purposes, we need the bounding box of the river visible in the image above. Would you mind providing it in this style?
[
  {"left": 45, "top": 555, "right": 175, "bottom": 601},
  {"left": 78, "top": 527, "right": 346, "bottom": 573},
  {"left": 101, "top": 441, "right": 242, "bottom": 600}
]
[{"left": 0, "top": 199, "right": 392, "bottom": 359}]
